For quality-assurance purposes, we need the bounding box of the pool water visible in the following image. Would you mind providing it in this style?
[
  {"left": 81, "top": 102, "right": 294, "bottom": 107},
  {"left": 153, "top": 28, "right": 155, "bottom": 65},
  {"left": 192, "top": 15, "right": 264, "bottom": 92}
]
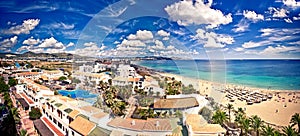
[{"left": 58, "top": 89, "right": 97, "bottom": 104}]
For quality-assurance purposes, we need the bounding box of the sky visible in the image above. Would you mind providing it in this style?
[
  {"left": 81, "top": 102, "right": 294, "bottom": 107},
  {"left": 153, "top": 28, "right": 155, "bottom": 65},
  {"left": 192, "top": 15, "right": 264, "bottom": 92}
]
[{"left": 0, "top": 0, "right": 300, "bottom": 59}]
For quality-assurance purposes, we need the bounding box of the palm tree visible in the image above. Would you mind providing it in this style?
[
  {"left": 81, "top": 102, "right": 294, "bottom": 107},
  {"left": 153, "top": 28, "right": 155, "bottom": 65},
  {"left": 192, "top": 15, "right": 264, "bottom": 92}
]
[
  {"left": 282, "top": 125, "right": 297, "bottom": 136},
  {"left": 236, "top": 107, "right": 245, "bottom": 115},
  {"left": 226, "top": 103, "right": 234, "bottom": 122},
  {"left": 241, "top": 118, "right": 251, "bottom": 135},
  {"left": 11, "top": 107, "right": 20, "bottom": 124},
  {"left": 212, "top": 109, "right": 228, "bottom": 125},
  {"left": 251, "top": 115, "right": 263, "bottom": 136},
  {"left": 262, "top": 124, "right": 275, "bottom": 136},
  {"left": 290, "top": 113, "right": 300, "bottom": 134}
]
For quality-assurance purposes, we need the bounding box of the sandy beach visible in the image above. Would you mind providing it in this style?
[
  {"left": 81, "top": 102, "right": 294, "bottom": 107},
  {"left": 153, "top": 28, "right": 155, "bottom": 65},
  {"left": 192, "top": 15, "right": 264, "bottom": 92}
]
[{"left": 158, "top": 72, "right": 300, "bottom": 127}]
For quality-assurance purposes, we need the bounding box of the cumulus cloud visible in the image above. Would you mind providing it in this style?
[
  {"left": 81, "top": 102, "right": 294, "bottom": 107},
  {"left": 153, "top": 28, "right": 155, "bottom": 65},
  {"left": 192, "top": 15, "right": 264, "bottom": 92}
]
[
  {"left": 38, "top": 37, "right": 64, "bottom": 49},
  {"left": 243, "top": 10, "right": 264, "bottom": 22},
  {"left": 268, "top": 7, "right": 288, "bottom": 18},
  {"left": 16, "top": 37, "right": 73, "bottom": 53},
  {"left": 22, "top": 36, "right": 40, "bottom": 45},
  {"left": 75, "top": 43, "right": 106, "bottom": 56},
  {"left": 127, "top": 30, "right": 153, "bottom": 40},
  {"left": 117, "top": 39, "right": 146, "bottom": 48},
  {"left": 0, "top": 36, "right": 18, "bottom": 52},
  {"left": 157, "top": 30, "right": 170, "bottom": 37},
  {"left": 193, "top": 28, "right": 234, "bottom": 48},
  {"left": 3, "top": 19, "right": 40, "bottom": 35},
  {"left": 164, "top": 0, "right": 232, "bottom": 28},
  {"left": 282, "top": 0, "right": 300, "bottom": 8}
]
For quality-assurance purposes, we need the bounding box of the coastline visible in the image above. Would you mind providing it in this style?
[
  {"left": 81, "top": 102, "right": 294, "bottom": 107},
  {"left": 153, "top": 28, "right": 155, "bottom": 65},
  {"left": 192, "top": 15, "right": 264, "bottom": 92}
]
[{"left": 153, "top": 71, "right": 300, "bottom": 127}]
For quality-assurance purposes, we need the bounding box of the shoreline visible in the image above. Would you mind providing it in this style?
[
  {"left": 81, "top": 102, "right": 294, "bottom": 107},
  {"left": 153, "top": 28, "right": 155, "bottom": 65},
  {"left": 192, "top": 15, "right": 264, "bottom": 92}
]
[
  {"left": 133, "top": 61, "right": 299, "bottom": 91},
  {"left": 152, "top": 71, "right": 300, "bottom": 127}
]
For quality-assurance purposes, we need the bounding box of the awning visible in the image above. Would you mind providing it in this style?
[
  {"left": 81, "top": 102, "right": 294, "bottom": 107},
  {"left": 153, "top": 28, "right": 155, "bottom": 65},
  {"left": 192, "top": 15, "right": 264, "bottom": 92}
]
[{"left": 33, "top": 119, "right": 54, "bottom": 136}]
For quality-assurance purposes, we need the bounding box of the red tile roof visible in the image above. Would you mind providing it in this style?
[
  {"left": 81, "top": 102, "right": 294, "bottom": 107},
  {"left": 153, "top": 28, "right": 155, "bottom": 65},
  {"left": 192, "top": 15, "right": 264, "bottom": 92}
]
[
  {"left": 42, "top": 117, "right": 64, "bottom": 136},
  {"left": 20, "top": 93, "right": 34, "bottom": 104}
]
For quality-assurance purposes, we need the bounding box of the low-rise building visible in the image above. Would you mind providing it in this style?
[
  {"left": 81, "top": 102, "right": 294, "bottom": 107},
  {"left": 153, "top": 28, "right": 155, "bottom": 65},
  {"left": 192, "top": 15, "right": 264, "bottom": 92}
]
[{"left": 185, "top": 114, "right": 226, "bottom": 136}]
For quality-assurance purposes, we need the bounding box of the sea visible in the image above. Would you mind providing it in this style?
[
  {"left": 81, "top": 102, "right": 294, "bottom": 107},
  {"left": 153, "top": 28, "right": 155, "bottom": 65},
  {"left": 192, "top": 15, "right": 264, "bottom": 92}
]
[{"left": 135, "top": 59, "right": 300, "bottom": 90}]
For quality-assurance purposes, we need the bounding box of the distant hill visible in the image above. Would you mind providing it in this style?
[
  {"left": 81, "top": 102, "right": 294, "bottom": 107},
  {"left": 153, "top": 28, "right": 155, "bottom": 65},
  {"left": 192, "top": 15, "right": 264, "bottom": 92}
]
[{"left": 0, "top": 51, "right": 74, "bottom": 59}]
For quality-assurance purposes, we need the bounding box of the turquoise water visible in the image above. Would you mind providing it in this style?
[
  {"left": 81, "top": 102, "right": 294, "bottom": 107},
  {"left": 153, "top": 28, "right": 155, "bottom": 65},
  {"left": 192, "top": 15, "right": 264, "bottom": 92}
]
[
  {"left": 58, "top": 89, "right": 97, "bottom": 103},
  {"left": 135, "top": 60, "right": 300, "bottom": 90}
]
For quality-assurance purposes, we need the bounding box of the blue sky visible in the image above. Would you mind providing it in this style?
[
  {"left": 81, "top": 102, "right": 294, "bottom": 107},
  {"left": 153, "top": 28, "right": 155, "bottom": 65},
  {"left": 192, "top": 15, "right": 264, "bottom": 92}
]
[{"left": 0, "top": 0, "right": 300, "bottom": 59}]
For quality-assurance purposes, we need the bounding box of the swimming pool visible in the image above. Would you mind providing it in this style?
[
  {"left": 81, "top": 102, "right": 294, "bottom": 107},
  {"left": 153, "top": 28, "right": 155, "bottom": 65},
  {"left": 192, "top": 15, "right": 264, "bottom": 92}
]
[{"left": 58, "top": 89, "right": 97, "bottom": 103}]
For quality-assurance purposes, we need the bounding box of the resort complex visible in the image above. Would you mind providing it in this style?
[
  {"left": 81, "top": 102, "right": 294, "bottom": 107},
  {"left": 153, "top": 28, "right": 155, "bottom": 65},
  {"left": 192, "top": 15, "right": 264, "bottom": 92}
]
[
  {"left": 0, "top": 1, "right": 300, "bottom": 135},
  {"left": 0, "top": 58, "right": 299, "bottom": 136}
]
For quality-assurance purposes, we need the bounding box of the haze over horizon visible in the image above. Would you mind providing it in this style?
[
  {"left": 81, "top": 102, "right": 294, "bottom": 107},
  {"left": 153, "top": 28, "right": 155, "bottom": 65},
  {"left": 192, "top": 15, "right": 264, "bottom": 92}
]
[{"left": 0, "top": 0, "right": 300, "bottom": 59}]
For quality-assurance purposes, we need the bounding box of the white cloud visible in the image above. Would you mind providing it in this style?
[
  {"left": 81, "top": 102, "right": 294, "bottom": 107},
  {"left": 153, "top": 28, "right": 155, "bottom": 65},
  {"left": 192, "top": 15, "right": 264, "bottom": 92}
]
[
  {"left": 38, "top": 37, "right": 64, "bottom": 49},
  {"left": 16, "top": 37, "right": 73, "bottom": 54},
  {"left": 242, "top": 41, "right": 270, "bottom": 48},
  {"left": 232, "top": 19, "right": 249, "bottom": 32},
  {"left": 260, "top": 45, "right": 299, "bottom": 55},
  {"left": 243, "top": 10, "right": 264, "bottom": 22},
  {"left": 269, "top": 7, "right": 288, "bottom": 18},
  {"left": 217, "top": 34, "right": 235, "bottom": 44},
  {"left": 66, "top": 42, "right": 74, "bottom": 47},
  {"left": 162, "top": 37, "right": 170, "bottom": 41},
  {"left": 51, "top": 22, "right": 74, "bottom": 30},
  {"left": 75, "top": 43, "right": 106, "bottom": 56},
  {"left": 164, "top": 0, "right": 232, "bottom": 28},
  {"left": 22, "top": 36, "right": 40, "bottom": 45},
  {"left": 284, "top": 18, "right": 293, "bottom": 23},
  {"left": 157, "top": 30, "right": 170, "bottom": 37},
  {"left": 293, "top": 16, "right": 300, "bottom": 20},
  {"left": 3, "top": 19, "right": 40, "bottom": 35},
  {"left": 0, "top": 36, "right": 18, "bottom": 52},
  {"left": 282, "top": 0, "right": 300, "bottom": 8},
  {"left": 234, "top": 47, "right": 244, "bottom": 52},
  {"left": 149, "top": 40, "right": 165, "bottom": 50},
  {"left": 193, "top": 28, "right": 234, "bottom": 48},
  {"left": 117, "top": 39, "right": 146, "bottom": 47},
  {"left": 260, "top": 28, "right": 275, "bottom": 37},
  {"left": 84, "top": 42, "right": 97, "bottom": 47},
  {"left": 127, "top": 30, "right": 153, "bottom": 40}
]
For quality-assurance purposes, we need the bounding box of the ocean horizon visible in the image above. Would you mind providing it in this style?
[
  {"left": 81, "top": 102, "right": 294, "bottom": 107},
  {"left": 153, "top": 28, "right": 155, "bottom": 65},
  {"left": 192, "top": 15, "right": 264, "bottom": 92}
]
[{"left": 135, "top": 59, "right": 300, "bottom": 91}]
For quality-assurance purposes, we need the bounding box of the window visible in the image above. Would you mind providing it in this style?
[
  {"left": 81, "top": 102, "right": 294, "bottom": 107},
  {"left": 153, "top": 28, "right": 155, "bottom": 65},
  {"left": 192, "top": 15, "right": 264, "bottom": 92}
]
[{"left": 72, "top": 131, "right": 74, "bottom": 136}]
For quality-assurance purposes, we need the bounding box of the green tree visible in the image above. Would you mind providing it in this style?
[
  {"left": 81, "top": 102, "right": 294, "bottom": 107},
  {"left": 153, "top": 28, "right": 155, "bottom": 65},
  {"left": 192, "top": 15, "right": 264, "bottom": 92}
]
[
  {"left": 29, "top": 107, "right": 42, "bottom": 120},
  {"left": 11, "top": 107, "right": 20, "bottom": 124},
  {"left": 225, "top": 103, "right": 234, "bottom": 122},
  {"left": 251, "top": 115, "right": 263, "bottom": 136},
  {"left": 290, "top": 113, "right": 300, "bottom": 134},
  {"left": 8, "top": 78, "right": 17, "bottom": 87},
  {"left": 199, "top": 106, "right": 213, "bottom": 121},
  {"left": 212, "top": 109, "right": 228, "bottom": 125},
  {"left": 241, "top": 118, "right": 251, "bottom": 135},
  {"left": 282, "top": 125, "right": 297, "bottom": 136},
  {"left": 0, "top": 77, "right": 9, "bottom": 92},
  {"left": 262, "top": 124, "right": 275, "bottom": 136},
  {"left": 19, "top": 129, "right": 28, "bottom": 136},
  {"left": 58, "top": 76, "right": 67, "bottom": 81},
  {"left": 26, "top": 62, "right": 33, "bottom": 68},
  {"left": 54, "top": 90, "right": 59, "bottom": 95}
]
